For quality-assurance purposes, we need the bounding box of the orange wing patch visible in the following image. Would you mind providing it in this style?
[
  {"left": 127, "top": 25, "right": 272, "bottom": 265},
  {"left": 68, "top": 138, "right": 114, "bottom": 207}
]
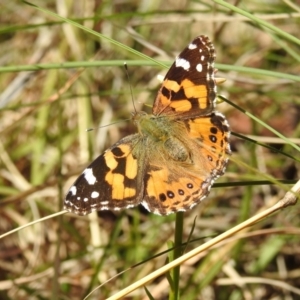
[
  {"left": 186, "top": 113, "right": 230, "bottom": 172},
  {"left": 104, "top": 144, "right": 138, "bottom": 200}
]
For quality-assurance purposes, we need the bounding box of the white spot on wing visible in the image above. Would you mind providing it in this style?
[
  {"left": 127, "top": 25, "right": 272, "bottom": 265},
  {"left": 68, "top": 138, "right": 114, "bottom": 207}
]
[
  {"left": 188, "top": 43, "right": 197, "bottom": 50},
  {"left": 175, "top": 57, "right": 190, "bottom": 70},
  {"left": 196, "top": 64, "right": 203, "bottom": 72},
  {"left": 157, "top": 74, "right": 164, "bottom": 82},
  {"left": 141, "top": 201, "right": 150, "bottom": 212},
  {"left": 70, "top": 186, "right": 77, "bottom": 196},
  {"left": 126, "top": 204, "right": 135, "bottom": 208},
  {"left": 200, "top": 37, "right": 207, "bottom": 45},
  {"left": 141, "top": 201, "right": 161, "bottom": 214},
  {"left": 84, "top": 168, "right": 97, "bottom": 185},
  {"left": 91, "top": 191, "right": 99, "bottom": 198},
  {"left": 214, "top": 111, "right": 226, "bottom": 118},
  {"left": 84, "top": 197, "right": 89, "bottom": 202},
  {"left": 189, "top": 202, "right": 197, "bottom": 209}
]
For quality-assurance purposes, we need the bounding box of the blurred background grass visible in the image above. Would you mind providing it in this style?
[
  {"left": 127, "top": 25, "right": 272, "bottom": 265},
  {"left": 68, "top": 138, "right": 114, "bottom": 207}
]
[{"left": 0, "top": 0, "right": 300, "bottom": 299}]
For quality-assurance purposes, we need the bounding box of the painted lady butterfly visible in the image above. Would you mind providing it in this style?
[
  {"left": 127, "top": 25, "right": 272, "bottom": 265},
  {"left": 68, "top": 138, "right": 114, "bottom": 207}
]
[{"left": 64, "top": 35, "right": 231, "bottom": 216}]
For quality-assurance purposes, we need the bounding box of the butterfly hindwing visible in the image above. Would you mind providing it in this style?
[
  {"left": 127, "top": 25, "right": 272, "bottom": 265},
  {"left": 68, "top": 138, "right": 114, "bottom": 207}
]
[
  {"left": 141, "top": 112, "right": 231, "bottom": 215},
  {"left": 142, "top": 160, "right": 214, "bottom": 215},
  {"left": 185, "top": 112, "right": 231, "bottom": 176}
]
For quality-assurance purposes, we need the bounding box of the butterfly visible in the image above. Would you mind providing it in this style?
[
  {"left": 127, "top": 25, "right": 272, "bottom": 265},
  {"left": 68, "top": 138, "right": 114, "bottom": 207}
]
[{"left": 64, "top": 35, "right": 231, "bottom": 216}]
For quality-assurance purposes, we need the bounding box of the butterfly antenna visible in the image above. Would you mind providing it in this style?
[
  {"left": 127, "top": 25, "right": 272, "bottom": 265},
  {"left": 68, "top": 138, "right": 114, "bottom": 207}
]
[
  {"left": 124, "top": 62, "right": 137, "bottom": 113},
  {"left": 86, "top": 119, "right": 131, "bottom": 132}
]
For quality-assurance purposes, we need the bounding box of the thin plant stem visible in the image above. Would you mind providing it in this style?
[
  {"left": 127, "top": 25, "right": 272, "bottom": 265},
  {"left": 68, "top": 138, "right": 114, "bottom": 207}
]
[{"left": 169, "top": 212, "right": 184, "bottom": 300}]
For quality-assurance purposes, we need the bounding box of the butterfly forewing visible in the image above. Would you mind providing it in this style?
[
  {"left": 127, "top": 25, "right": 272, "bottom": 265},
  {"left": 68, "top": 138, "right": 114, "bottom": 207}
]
[
  {"left": 153, "top": 35, "right": 216, "bottom": 118},
  {"left": 64, "top": 136, "right": 144, "bottom": 215}
]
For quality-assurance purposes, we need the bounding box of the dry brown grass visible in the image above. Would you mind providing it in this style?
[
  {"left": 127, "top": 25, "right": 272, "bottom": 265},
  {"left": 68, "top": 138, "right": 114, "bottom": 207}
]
[{"left": 1, "top": 1, "right": 300, "bottom": 299}]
